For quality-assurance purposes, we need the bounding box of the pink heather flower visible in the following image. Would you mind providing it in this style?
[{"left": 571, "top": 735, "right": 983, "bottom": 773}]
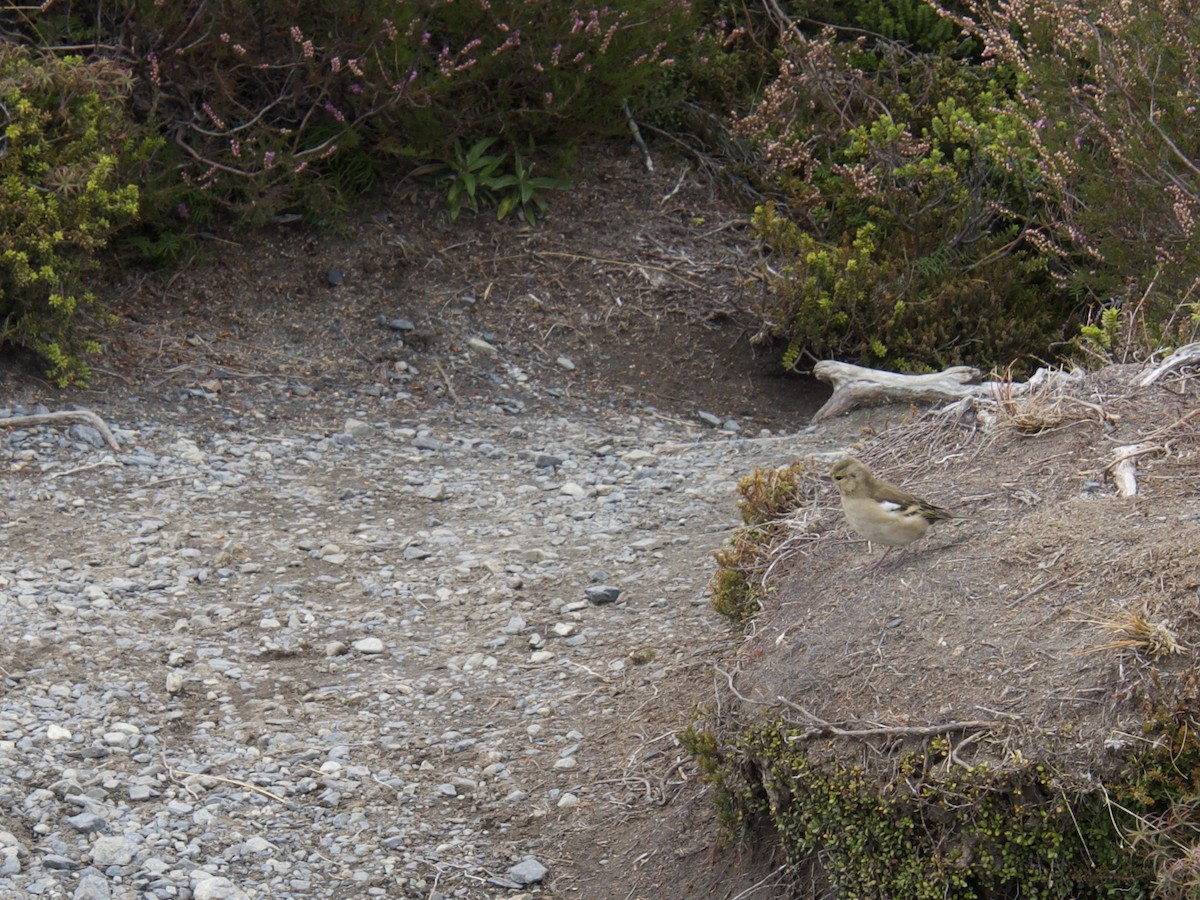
[
  {"left": 544, "top": 92, "right": 553, "bottom": 105},
  {"left": 220, "top": 33, "right": 230, "bottom": 43},
  {"left": 422, "top": 32, "right": 432, "bottom": 46},
  {"left": 290, "top": 25, "right": 303, "bottom": 43},
  {"left": 230, "top": 138, "right": 241, "bottom": 157},
  {"left": 324, "top": 101, "right": 346, "bottom": 123},
  {"left": 533, "top": 62, "right": 544, "bottom": 72},
  {"left": 551, "top": 43, "right": 562, "bottom": 65},
  {"left": 233, "top": 44, "right": 246, "bottom": 56},
  {"left": 572, "top": 51, "right": 584, "bottom": 64},
  {"left": 146, "top": 51, "right": 161, "bottom": 87},
  {"left": 600, "top": 22, "right": 619, "bottom": 53},
  {"left": 201, "top": 102, "right": 227, "bottom": 130},
  {"left": 176, "top": 203, "right": 189, "bottom": 220},
  {"left": 348, "top": 58, "right": 364, "bottom": 76},
  {"left": 349, "top": 83, "right": 363, "bottom": 94},
  {"left": 264, "top": 150, "right": 276, "bottom": 167},
  {"left": 381, "top": 18, "right": 398, "bottom": 41},
  {"left": 303, "top": 40, "right": 315, "bottom": 59},
  {"left": 294, "top": 161, "right": 309, "bottom": 174},
  {"left": 331, "top": 57, "right": 342, "bottom": 72},
  {"left": 571, "top": 18, "right": 583, "bottom": 34}
]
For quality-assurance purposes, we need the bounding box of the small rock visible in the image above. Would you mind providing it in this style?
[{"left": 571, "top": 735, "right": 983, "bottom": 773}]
[
  {"left": 417, "top": 483, "right": 447, "bottom": 501},
  {"left": 90, "top": 840, "right": 135, "bottom": 873},
  {"left": 379, "top": 316, "right": 415, "bottom": 331},
  {"left": 69, "top": 424, "right": 105, "bottom": 448},
  {"left": 697, "top": 411, "right": 723, "bottom": 428},
  {"left": 192, "top": 875, "right": 252, "bottom": 900},
  {"left": 327, "top": 268, "right": 345, "bottom": 287},
  {"left": 73, "top": 867, "right": 111, "bottom": 900},
  {"left": 412, "top": 434, "right": 445, "bottom": 452},
  {"left": 47, "top": 724, "right": 72, "bottom": 741},
  {"left": 555, "top": 356, "right": 576, "bottom": 371},
  {"left": 557, "top": 793, "right": 580, "bottom": 808},
  {"left": 344, "top": 418, "right": 374, "bottom": 439},
  {"left": 325, "top": 641, "right": 349, "bottom": 657},
  {"left": 66, "top": 812, "right": 107, "bottom": 834},
  {"left": 535, "top": 454, "right": 564, "bottom": 469},
  {"left": 468, "top": 337, "right": 499, "bottom": 356},
  {"left": 585, "top": 585, "right": 622, "bottom": 605},
  {"left": 353, "top": 637, "right": 385, "bottom": 654},
  {"left": 508, "top": 856, "right": 549, "bottom": 886}
]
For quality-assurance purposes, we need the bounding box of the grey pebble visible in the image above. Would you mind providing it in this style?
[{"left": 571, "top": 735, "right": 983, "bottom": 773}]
[
  {"left": 508, "top": 856, "right": 549, "bottom": 885},
  {"left": 585, "top": 585, "right": 622, "bottom": 605},
  {"left": 65, "top": 812, "right": 107, "bottom": 834},
  {"left": 378, "top": 316, "right": 415, "bottom": 331},
  {"left": 90, "top": 836, "right": 135, "bottom": 867},
  {"left": 72, "top": 868, "right": 110, "bottom": 900},
  {"left": 192, "top": 876, "right": 252, "bottom": 900}
]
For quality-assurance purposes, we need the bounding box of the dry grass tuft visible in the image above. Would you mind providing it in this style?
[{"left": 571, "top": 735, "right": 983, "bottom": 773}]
[
  {"left": 985, "top": 366, "right": 1078, "bottom": 434},
  {"left": 1082, "top": 607, "right": 1187, "bottom": 658}
]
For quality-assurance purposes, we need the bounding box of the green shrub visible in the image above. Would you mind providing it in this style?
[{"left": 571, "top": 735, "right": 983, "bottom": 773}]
[
  {"left": 6, "top": 0, "right": 697, "bottom": 224},
  {"left": 697, "top": 720, "right": 1154, "bottom": 898},
  {"left": 742, "top": 35, "right": 1065, "bottom": 372},
  {"left": 709, "top": 463, "right": 816, "bottom": 627},
  {"left": 941, "top": 0, "right": 1200, "bottom": 354},
  {"left": 0, "top": 46, "right": 146, "bottom": 385}
]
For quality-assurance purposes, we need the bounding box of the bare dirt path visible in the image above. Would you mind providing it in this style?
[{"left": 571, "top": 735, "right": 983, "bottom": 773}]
[{"left": 1, "top": 151, "right": 856, "bottom": 899}]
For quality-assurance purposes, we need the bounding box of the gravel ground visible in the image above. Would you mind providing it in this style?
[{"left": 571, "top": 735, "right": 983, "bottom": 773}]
[{"left": 0, "top": 365, "right": 842, "bottom": 899}]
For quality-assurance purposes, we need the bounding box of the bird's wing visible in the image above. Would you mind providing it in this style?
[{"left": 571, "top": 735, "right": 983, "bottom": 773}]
[{"left": 873, "top": 481, "right": 953, "bottom": 521}]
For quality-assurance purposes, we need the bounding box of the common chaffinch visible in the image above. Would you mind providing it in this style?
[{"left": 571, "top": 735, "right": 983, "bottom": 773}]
[{"left": 829, "top": 457, "right": 958, "bottom": 550}]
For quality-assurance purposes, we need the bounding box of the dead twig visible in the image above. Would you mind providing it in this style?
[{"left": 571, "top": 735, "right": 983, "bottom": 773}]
[
  {"left": 49, "top": 458, "right": 118, "bottom": 480},
  {"left": 162, "top": 756, "right": 291, "bottom": 806},
  {"left": 1, "top": 410, "right": 121, "bottom": 451},
  {"left": 776, "top": 696, "right": 1000, "bottom": 739}
]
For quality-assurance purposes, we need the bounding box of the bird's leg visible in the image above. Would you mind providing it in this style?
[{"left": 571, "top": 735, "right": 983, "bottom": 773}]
[{"left": 871, "top": 546, "right": 899, "bottom": 569}]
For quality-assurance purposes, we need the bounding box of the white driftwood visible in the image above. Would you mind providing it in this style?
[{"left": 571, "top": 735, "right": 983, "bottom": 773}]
[
  {"left": 0, "top": 409, "right": 121, "bottom": 451},
  {"left": 1106, "top": 443, "right": 1165, "bottom": 497},
  {"left": 1139, "top": 341, "right": 1200, "bottom": 386},
  {"left": 812, "top": 361, "right": 982, "bottom": 421}
]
